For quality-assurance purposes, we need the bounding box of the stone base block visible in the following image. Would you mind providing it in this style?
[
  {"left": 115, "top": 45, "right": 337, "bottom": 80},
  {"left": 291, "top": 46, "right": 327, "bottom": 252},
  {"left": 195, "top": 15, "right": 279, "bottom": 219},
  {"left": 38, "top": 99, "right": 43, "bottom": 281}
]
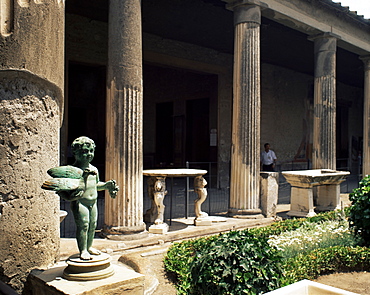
[
  {"left": 288, "top": 187, "right": 316, "bottom": 217},
  {"left": 209, "top": 216, "right": 228, "bottom": 223},
  {"left": 194, "top": 217, "right": 212, "bottom": 226},
  {"left": 148, "top": 223, "right": 169, "bottom": 234},
  {"left": 315, "top": 184, "right": 341, "bottom": 212},
  {"left": 316, "top": 205, "right": 341, "bottom": 212},
  {"left": 29, "top": 261, "right": 144, "bottom": 295},
  {"left": 287, "top": 210, "right": 316, "bottom": 218}
]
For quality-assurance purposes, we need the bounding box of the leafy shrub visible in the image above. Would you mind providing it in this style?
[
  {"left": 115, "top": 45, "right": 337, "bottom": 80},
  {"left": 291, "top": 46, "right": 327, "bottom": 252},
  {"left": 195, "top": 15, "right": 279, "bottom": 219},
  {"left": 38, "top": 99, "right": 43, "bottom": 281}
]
[
  {"left": 189, "top": 230, "right": 283, "bottom": 295},
  {"left": 164, "top": 236, "right": 217, "bottom": 294},
  {"left": 164, "top": 210, "right": 351, "bottom": 294},
  {"left": 248, "top": 210, "right": 346, "bottom": 239},
  {"left": 268, "top": 220, "right": 358, "bottom": 259},
  {"left": 281, "top": 246, "right": 370, "bottom": 285},
  {"left": 349, "top": 175, "right": 370, "bottom": 245}
]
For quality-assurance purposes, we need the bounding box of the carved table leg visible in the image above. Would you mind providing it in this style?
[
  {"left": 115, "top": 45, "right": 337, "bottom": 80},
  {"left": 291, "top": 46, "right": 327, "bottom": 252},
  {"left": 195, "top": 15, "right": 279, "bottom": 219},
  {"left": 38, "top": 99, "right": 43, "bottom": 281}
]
[
  {"left": 194, "top": 176, "right": 212, "bottom": 226},
  {"left": 153, "top": 177, "right": 167, "bottom": 224},
  {"left": 148, "top": 176, "right": 169, "bottom": 234},
  {"left": 144, "top": 176, "right": 157, "bottom": 223}
]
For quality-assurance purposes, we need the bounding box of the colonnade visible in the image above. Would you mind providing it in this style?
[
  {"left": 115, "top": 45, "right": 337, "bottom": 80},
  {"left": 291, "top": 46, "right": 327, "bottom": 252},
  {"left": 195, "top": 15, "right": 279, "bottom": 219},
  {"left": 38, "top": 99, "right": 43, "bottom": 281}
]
[{"left": 103, "top": 0, "right": 370, "bottom": 231}]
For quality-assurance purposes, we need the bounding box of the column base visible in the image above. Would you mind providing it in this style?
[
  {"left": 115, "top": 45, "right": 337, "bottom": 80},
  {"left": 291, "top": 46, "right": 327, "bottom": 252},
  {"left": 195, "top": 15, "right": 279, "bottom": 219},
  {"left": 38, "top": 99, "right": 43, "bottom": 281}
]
[
  {"left": 101, "top": 224, "right": 148, "bottom": 241},
  {"left": 148, "top": 223, "right": 169, "bottom": 234},
  {"left": 228, "top": 208, "right": 264, "bottom": 219}
]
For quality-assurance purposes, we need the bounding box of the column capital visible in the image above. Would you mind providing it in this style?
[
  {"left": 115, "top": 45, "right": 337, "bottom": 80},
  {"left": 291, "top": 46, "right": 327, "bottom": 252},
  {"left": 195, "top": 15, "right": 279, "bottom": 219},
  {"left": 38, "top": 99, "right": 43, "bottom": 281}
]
[
  {"left": 308, "top": 32, "right": 341, "bottom": 42},
  {"left": 234, "top": 4, "right": 261, "bottom": 25},
  {"left": 225, "top": 0, "right": 266, "bottom": 25},
  {"left": 308, "top": 32, "right": 340, "bottom": 54},
  {"left": 360, "top": 54, "right": 370, "bottom": 70},
  {"left": 225, "top": 0, "right": 268, "bottom": 10}
]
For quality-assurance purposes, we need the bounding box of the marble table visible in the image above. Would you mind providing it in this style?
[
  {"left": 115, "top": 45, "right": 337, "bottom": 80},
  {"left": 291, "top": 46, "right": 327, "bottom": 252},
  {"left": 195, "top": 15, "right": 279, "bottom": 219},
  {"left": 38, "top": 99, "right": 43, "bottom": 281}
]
[
  {"left": 143, "top": 168, "right": 210, "bottom": 234},
  {"left": 282, "top": 169, "right": 350, "bottom": 217}
]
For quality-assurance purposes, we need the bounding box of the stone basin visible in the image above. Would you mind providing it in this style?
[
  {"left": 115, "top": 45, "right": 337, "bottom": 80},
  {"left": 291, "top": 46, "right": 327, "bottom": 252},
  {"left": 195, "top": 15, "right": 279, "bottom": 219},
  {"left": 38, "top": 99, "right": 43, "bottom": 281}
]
[
  {"left": 282, "top": 169, "right": 350, "bottom": 217},
  {"left": 282, "top": 169, "right": 350, "bottom": 188},
  {"left": 265, "top": 279, "right": 359, "bottom": 295}
]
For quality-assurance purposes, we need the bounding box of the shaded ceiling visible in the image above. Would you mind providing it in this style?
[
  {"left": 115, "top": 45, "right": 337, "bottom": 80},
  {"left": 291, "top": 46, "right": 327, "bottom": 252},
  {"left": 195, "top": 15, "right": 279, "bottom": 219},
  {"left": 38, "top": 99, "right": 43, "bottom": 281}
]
[{"left": 66, "top": 0, "right": 364, "bottom": 88}]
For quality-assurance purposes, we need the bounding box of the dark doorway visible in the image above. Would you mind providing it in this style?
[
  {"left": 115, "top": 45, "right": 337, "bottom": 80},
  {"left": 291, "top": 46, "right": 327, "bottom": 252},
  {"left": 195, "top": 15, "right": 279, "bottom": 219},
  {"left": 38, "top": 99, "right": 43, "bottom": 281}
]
[
  {"left": 186, "top": 98, "right": 210, "bottom": 163},
  {"left": 156, "top": 102, "right": 174, "bottom": 167},
  {"left": 67, "top": 62, "right": 106, "bottom": 178}
]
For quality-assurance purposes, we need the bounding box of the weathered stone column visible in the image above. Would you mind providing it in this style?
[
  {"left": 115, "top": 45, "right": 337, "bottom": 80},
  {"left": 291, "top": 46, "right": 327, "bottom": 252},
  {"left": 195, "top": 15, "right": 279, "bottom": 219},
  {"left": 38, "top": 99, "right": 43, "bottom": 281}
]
[
  {"left": 360, "top": 55, "right": 370, "bottom": 177},
  {"left": 260, "top": 172, "right": 279, "bottom": 218},
  {"left": 228, "top": 4, "right": 262, "bottom": 216},
  {"left": 104, "top": 0, "right": 146, "bottom": 237},
  {"left": 309, "top": 33, "right": 339, "bottom": 170},
  {"left": 0, "top": 0, "right": 64, "bottom": 292}
]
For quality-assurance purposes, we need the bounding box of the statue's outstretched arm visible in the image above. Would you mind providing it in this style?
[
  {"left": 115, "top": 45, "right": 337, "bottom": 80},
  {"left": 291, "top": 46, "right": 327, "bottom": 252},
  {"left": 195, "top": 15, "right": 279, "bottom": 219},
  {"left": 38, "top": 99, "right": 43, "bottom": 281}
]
[{"left": 97, "top": 180, "right": 119, "bottom": 198}]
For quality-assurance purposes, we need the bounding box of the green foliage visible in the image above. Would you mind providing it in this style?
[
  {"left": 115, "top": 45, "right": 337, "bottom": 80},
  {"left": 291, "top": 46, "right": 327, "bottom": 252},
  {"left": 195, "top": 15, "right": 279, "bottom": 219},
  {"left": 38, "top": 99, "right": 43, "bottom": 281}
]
[
  {"left": 281, "top": 246, "right": 370, "bottom": 286},
  {"left": 164, "top": 236, "right": 217, "bottom": 294},
  {"left": 268, "top": 220, "right": 358, "bottom": 259},
  {"left": 164, "top": 210, "right": 353, "bottom": 294},
  {"left": 189, "top": 230, "right": 283, "bottom": 295},
  {"left": 248, "top": 210, "right": 346, "bottom": 239},
  {"left": 349, "top": 175, "right": 370, "bottom": 245}
]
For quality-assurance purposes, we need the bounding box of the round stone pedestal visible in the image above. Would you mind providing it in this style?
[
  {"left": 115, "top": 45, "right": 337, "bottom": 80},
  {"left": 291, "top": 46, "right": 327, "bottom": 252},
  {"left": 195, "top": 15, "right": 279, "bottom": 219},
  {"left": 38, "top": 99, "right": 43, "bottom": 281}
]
[{"left": 63, "top": 253, "right": 114, "bottom": 281}]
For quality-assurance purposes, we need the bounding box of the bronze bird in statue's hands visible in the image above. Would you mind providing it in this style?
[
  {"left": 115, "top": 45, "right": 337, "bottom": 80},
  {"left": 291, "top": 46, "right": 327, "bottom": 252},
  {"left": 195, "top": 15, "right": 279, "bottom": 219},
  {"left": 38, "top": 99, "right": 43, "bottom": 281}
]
[{"left": 41, "top": 166, "right": 95, "bottom": 192}]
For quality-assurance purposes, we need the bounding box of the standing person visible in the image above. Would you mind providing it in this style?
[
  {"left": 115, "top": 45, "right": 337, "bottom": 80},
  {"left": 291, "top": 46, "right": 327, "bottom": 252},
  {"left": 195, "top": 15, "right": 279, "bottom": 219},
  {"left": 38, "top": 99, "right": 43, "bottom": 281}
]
[{"left": 261, "top": 143, "right": 277, "bottom": 172}]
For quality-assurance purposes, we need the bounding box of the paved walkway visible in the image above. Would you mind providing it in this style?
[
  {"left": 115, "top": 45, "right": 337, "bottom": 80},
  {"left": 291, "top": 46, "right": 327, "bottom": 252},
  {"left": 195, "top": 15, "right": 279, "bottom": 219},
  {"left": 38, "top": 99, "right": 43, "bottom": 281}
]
[
  {"left": 58, "top": 175, "right": 359, "bottom": 294},
  {"left": 60, "top": 174, "right": 359, "bottom": 259},
  {"left": 59, "top": 194, "right": 350, "bottom": 295}
]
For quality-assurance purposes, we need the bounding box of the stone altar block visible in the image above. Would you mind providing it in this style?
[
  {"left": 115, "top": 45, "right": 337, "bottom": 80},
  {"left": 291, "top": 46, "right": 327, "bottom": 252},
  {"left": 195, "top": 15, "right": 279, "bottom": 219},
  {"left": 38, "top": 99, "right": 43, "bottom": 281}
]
[
  {"left": 260, "top": 172, "right": 279, "bottom": 218},
  {"left": 282, "top": 169, "right": 350, "bottom": 217}
]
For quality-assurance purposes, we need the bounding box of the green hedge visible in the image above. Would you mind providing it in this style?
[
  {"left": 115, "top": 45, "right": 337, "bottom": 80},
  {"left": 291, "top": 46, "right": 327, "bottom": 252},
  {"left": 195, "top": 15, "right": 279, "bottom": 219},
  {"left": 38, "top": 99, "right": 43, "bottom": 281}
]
[
  {"left": 247, "top": 210, "right": 346, "bottom": 239},
  {"left": 349, "top": 175, "right": 370, "bottom": 245},
  {"left": 164, "top": 236, "right": 218, "bottom": 293},
  {"left": 281, "top": 246, "right": 370, "bottom": 285},
  {"left": 164, "top": 211, "right": 354, "bottom": 294}
]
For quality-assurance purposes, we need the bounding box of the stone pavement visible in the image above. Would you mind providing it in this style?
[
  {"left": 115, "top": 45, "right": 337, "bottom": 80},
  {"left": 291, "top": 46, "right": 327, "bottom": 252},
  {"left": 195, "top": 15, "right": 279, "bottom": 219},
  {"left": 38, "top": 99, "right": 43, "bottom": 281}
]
[
  {"left": 60, "top": 205, "right": 288, "bottom": 295},
  {"left": 60, "top": 212, "right": 282, "bottom": 261},
  {"left": 58, "top": 196, "right": 349, "bottom": 295},
  {"left": 58, "top": 175, "right": 358, "bottom": 295},
  {"left": 60, "top": 191, "right": 352, "bottom": 261}
]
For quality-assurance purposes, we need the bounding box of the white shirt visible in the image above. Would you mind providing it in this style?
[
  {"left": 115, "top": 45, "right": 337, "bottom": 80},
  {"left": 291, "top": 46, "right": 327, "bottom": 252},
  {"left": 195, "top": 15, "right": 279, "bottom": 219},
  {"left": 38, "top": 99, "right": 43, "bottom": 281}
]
[{"left": 261, "top": 150, "right": 277, "bottom": 165}]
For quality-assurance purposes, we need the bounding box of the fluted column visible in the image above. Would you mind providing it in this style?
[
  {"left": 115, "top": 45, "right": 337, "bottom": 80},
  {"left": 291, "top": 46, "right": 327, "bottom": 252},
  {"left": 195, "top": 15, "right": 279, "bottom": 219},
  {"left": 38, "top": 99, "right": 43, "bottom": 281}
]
[
  {"left": 361, "top": 55, "right": 370, "bottom": 177},
  {"left": 104, "top": 0, "right": 146, "bottom": 236},
  {"left": 229, "top": 4, "right": 262, "bottom": 216},
  {"left": 309, "top": 33, "right": 339, "bottom": 170}
]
